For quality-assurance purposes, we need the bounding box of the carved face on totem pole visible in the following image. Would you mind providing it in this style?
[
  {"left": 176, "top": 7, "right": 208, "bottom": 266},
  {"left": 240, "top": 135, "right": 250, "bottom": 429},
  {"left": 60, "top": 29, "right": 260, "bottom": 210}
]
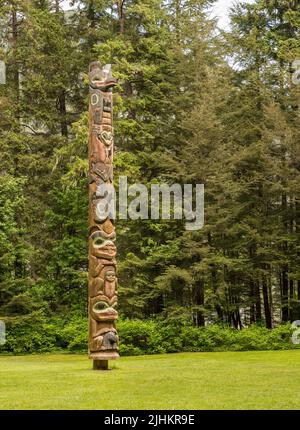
[{"left": 88, "top": 61, "right": 119, "bottom": 361}]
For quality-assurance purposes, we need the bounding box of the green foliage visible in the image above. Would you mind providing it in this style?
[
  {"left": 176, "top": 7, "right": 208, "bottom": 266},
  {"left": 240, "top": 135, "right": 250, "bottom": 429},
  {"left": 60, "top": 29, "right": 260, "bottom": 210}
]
[
  {"left": 1, "top": 316, "right": 297, "bottom": 355},
  {"left": 0, "top": 0, "right": 299, "bottom": 345},
  {"left": 2, "top": 314, "right": 87, "bottom": 354}
]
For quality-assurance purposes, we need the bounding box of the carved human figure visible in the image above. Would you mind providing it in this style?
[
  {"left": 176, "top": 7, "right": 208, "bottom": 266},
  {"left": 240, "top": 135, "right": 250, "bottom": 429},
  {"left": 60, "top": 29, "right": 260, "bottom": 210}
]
[{"left": 103, "top": 267, "right": 117, "bottom": 299}]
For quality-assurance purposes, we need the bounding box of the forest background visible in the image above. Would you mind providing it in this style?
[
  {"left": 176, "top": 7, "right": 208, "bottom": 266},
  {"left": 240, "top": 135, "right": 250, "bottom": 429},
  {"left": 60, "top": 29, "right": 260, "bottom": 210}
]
[{"left": 0, "top": 0, "right": 300, "bottom": 355}]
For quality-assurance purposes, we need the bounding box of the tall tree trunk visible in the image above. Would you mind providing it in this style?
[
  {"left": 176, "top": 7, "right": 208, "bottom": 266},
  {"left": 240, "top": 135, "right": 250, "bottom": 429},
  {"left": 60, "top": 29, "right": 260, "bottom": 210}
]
[
  {"left": 58, "top": 90, "right": 68, "bottom": 137},
  {"left": 289, "top": 279, "right": 294, "bottom": 321},
  {"left": 215, "top": 305, "right": 223, "bottom": 321},
  {"left": 55, "top": 0, "right": 60, "bottom": 14},
  {"left": 262, "top": 276, "right": 272, "bottom": 328},
  {"left": 118, "top": 0, "right": 125, "bottom": 34},
  {"left": 281, "top": 192, "right": 290, "bottom": 322},
  {"left": 175, "top": 0, "right": 181, "bottom": 44},
  {"left": 231, "top": 312, "right": 238, "bottom": 329},
  {"left": 54, "top": 3, "right": 68, "bottom": 137},
  {"left": 249, "top": 279, "right": 256, "bottom": 324},
  {"left": 255, "top": 282, "right": 262, "bottom": 322},
  {"left": 236, "top": 309, "right": 243, "bottom": 329},
  {"left": 296, "top": 280, "right": 300, "bottom": 320},
  {"left": 11, "top": 6, "right": 20, "bottom": 126},
  {"left": 281, "top": 268, "right": 289, "bottom": 322},
  {"left": 194, "top": 280, "right": 205, "bottom": 327},
  {"left": 268, "top": 282, "right": 274, "bottom": 324},
  {"left": 211, "top": 263, "right": 223, "bottom": 321}
]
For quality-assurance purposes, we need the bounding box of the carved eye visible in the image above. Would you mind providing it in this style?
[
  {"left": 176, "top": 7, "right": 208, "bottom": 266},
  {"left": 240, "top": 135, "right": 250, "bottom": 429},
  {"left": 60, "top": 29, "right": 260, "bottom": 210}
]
[
  {"left": 91, "top": 93, "right": 100, "bottom": 106},
  {"left": 112, "top": 302, "right": 118, "bottom": 309},
  {"left": 91, "top": 231, "right": 116, "bottom": 248},
  {"left": 93, "top": 237, "right": 105, "bottom": 247},
  {"left": 93, "top": 302, "right": 108, "bottom": 312}
]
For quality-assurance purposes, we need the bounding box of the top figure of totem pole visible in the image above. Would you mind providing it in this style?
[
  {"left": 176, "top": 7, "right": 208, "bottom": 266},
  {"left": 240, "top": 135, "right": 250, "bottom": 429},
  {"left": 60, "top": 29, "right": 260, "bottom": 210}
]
[{"left": 88, "top": 61, "right": 119, "bottom": 370}]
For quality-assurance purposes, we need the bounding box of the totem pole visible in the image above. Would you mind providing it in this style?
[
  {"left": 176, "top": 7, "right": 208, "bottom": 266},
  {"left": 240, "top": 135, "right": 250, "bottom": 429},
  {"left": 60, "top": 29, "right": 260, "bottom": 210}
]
[{"left": 88, "top": 61, "right": 119, "bottom": 370}]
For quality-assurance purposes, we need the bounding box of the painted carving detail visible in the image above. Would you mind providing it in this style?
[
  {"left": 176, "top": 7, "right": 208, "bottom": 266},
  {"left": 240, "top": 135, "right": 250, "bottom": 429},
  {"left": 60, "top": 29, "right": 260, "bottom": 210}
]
[{"left": 88, "top": 62, "right": 119, "bottom": 360}]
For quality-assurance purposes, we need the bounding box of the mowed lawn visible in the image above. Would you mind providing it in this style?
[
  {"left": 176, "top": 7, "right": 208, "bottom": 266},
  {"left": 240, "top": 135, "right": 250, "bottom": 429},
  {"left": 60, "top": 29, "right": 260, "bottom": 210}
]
[{"left": 0, "top": 351, "right": 299, "bottom": 409}]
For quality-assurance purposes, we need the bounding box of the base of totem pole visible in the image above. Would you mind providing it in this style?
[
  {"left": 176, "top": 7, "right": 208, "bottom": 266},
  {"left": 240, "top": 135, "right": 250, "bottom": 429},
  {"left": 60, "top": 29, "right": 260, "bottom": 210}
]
[
  {"left": 93, "top": 360, "right": 109, "bottom": 370},
  {"left": 90, "top": 352, "right": 119, "bottom": 370}
]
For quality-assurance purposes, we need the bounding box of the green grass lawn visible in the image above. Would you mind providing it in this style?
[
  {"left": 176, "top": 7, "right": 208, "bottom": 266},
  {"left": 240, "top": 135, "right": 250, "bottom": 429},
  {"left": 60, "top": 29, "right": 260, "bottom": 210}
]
[{"left": 0, "top": 350, "right": 299, "bottom": 409}]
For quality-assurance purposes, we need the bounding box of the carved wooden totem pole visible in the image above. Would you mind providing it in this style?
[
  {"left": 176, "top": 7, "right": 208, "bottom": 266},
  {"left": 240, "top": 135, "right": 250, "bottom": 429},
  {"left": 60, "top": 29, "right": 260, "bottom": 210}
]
[{"left": 88, "top": 62, "right": 119, "bottom": 370}]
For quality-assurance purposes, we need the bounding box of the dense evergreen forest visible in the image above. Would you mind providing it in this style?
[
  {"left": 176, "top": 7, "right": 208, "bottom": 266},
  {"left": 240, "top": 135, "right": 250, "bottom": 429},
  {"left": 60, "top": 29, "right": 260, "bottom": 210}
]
[{"left": 0, "top": 0, "right": 299, "bottom": 345}]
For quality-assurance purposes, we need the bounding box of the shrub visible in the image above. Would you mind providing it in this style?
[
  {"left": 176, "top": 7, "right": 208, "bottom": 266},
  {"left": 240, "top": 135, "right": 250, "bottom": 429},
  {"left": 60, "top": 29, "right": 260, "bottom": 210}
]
[{"left": 0, "top": 315, "right": 298, "bottom": 355}]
